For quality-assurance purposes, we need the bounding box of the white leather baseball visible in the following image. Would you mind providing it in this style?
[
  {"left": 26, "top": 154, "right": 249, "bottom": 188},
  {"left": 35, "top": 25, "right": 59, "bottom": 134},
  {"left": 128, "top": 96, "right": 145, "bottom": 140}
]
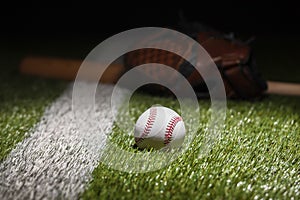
[{"left": 134, "top": 106, "right": 186, "bottom": 150}]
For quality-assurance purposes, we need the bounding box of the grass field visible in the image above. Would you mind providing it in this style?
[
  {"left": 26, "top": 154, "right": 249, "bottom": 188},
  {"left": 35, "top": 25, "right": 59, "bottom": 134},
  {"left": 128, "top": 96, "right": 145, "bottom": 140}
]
[
  {"left": 0, "top": 35, "right": 299, "bottom": 199},
  {"left": 81, "top": 94, "right": 299, "bottom": 199},
  {"left": 0, "top": 55, "right": 66, "bottom": 161}
]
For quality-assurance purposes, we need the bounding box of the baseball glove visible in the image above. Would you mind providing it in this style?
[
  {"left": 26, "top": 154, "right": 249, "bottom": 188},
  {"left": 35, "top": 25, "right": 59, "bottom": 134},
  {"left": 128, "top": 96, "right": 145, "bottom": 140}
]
[{"left": 124, "top": 21, "right": 267, "bottom": 100}]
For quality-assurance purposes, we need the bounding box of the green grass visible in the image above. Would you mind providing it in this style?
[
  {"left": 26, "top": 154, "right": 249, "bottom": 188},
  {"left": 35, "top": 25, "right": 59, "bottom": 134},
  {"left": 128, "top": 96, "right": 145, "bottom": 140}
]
[
  {"left": 80, "top": 35, "right": 300, "bottom": 199},
  {"left": 82, "top": 94, "right": 300, "bottom": 199},
  {"left": 0, "top": 54, "right": 67, "bottom": 161},
  {"left": 1, "top": 35, "right": 299, "bottom": 199}
]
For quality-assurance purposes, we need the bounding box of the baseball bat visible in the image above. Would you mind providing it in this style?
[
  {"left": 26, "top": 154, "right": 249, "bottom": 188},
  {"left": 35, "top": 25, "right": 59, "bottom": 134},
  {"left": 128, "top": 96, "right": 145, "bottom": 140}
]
[
  {"left": 266, "top": 81, "right": 300, "bottom": 96},
  {"left": 19, "top": 56, "right": 125, "bottom": 84},
  {"left": 19, "top": 56, "right": 300, "bottom": 96}
]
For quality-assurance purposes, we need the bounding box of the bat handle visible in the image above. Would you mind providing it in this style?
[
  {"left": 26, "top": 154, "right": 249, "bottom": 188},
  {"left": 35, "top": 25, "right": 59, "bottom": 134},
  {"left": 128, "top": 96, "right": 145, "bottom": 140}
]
[{"left": 266, "top": 81, "right": 300, "bottom": 96}]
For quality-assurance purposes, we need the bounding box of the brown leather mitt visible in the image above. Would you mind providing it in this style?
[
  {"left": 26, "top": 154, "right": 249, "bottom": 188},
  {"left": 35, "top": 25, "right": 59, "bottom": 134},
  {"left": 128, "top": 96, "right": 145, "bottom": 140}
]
[{"left": 124, "top": 25, "right": 267, "bottom": 100}]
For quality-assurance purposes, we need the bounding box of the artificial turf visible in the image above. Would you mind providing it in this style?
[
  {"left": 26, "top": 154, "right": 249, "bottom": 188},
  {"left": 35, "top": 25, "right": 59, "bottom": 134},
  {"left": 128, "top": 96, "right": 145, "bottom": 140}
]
[
  {"left": 0, "top": 54, "right": 66, "bottom": 161},
  {"left": 0, "top": 35, "right": 299, "bottom": 199},
  {"left": 80, "top": 35, "right": 300, "bottom": 199},
  {"left": 0, "top": 35, "right": 103, "bottom": 161},
  {"left": 81, "top": 93, "right": 300, "bottom": 199}
]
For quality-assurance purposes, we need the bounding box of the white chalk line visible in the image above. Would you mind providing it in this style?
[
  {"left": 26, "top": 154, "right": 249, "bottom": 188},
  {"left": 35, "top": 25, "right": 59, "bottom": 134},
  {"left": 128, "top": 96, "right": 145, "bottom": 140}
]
[{"left": 0, "top": 83, "right": 126, "bottom": 200}]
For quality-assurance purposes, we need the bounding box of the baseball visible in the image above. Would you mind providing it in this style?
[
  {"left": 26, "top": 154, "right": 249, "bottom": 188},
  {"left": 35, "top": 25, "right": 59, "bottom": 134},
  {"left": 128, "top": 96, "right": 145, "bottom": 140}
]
[{"left": 134, "top": 106, "right": 186, "bottom": 150}]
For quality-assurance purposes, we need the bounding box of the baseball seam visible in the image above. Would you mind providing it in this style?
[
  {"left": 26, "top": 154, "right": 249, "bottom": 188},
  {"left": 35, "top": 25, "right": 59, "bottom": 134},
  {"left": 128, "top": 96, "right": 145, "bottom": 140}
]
[
  {"left": 135, "top": 107, "right": 157, "bottom": 144},
  {"left": 164, "top": 116, "right": 182, "bottom": 145}
]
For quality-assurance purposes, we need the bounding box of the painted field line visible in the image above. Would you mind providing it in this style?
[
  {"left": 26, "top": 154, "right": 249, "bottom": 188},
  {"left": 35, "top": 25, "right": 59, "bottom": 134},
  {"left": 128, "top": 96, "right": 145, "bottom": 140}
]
[{"left": 0, "top": 83, "right": 125, "bottom": 200}]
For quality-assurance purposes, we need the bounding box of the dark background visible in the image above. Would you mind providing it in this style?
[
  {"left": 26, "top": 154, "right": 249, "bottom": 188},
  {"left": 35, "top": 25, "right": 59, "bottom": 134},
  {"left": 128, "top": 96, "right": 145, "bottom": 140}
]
[
  {"left": 1, "top": 3, "right": 299, "bottom": 82},
  {"left": 1, "top": 3, "right": 299, "bottom": 39}
]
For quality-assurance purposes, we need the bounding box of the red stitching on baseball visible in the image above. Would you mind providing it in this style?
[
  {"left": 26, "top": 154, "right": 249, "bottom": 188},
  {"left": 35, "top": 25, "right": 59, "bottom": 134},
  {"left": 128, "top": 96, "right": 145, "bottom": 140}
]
[
  {"left": 135, "top": 107, "right": 157, "bottom": 144},
  {"left": 164, "top": 116, "right": 182, "bottom": 145}
]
